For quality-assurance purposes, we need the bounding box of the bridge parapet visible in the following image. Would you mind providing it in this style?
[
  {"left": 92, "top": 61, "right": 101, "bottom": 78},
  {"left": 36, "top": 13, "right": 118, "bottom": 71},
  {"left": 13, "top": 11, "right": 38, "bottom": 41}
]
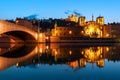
[{"left": 0, "top": 20, "right": 38, "bottom": 42}]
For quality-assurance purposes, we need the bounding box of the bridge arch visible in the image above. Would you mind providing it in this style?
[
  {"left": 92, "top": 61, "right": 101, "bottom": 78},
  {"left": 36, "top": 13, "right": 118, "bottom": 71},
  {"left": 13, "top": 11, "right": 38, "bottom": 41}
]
[{"left": 0, "top": 20, "right": 38, "bottom": 42}]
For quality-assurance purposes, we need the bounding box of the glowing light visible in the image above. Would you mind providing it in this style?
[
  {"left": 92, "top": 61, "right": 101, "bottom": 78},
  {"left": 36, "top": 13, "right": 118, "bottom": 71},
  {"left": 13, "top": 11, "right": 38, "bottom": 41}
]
[
  {"left": 97, "top": 59, "right": 104, "bottom": 67},
  {"left": 82, "top": 47, "right": 103, "bottom": 63},
  {"left": 69, "top": 50, "right": 72, "bottom": 55},
  {"left": 106, "top": 47, "right": 109, "bottom": 52},
  {"left": 46, "top": 45, "right": 49, "bottom": 49},
  {"left": 84, "top": 24, "right": 102, "bottom": 38},
  {"left": 81, "top": 31, "right": 84, "bottom": 34},
  {"left": 68, "top": 61, "right": 78, "bottom": 69},
  {"left": 106, "top": 34, "right": 109, "bottom": 37},
  {"left": 39, "top": 48, "right": 42, "bottom": 53},
  {"left": 81, "top": 51, "right": 84, "bottom": 54},
  {"left": 16, "top": 20, "right": 19, "bottom": 24},
  {"left": 35, "top": 47, "right": 38, "bottom": 54},
  {"left": 80, "top": 58, "right": 86, "bottom": 67},
  {"left": 46, "top": 36, "right": 49, "bottom": 39},
  {"left": 55, "top": 51, "right": 58, "bottom": 55},
  {"left": 69, "top": 30, "right": 72, "bottom": 34},
  {"left": 39, "top": 33, "right": 42, "bottom": 38},
  {"left": 55, "top": 31, "right": 57, "bottom": 36},
  {"left": 16, "top": 63, "right": 19, "bottom": 67}
]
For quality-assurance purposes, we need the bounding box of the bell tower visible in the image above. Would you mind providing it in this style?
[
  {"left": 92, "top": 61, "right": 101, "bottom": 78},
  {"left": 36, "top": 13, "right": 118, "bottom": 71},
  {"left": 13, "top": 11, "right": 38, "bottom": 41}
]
[
  {"left": 78, "top": 16, "right": 86, "bottom": 26},
  {"left": 96, "top": 16, "right": 104, "bottom": 25}
]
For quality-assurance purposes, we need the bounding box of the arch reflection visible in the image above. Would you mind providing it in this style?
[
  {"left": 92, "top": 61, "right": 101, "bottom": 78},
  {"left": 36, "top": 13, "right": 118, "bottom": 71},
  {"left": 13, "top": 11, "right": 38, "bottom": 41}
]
[{"left": 0, "top": 43, "right": 120, "bottom": 71}]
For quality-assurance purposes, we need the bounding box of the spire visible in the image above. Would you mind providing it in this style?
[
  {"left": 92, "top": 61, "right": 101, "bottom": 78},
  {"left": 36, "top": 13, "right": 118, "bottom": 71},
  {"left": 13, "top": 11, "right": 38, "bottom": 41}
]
[{"left": 92, "top": 14, "right": 94, "bottom": 21}]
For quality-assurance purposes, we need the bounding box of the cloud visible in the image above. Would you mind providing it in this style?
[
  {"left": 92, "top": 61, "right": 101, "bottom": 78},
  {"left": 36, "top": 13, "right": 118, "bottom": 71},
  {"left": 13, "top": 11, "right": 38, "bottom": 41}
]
[
  {"left": 24, "top": 14, "right": 39, "bottom": 20},
  {"left": 65, "top": 10, "right": 82, "bottom": 16},
  {"left": 65, "top": 10, "right": 71, "bottom": 14},
  {"left": 73, "top": 10, "right": 81, "bottom": 16}
]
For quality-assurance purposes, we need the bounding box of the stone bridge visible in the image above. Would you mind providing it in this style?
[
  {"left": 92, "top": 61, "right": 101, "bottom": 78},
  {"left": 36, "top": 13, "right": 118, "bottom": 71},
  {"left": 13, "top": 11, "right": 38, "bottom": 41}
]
[{"left": 0, "top": 20, "right": 38, "bottom": 43}]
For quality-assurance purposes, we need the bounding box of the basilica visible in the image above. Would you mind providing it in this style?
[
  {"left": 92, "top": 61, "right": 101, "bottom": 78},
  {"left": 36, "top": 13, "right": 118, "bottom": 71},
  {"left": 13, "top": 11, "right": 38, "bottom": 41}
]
[{"left": 51, "top": 14, "right": 110, "bottom": 38}]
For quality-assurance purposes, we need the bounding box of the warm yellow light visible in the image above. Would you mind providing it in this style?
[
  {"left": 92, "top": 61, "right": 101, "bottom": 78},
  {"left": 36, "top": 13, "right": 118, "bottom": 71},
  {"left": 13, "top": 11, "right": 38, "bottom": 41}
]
[
  {"left": 46, "top": 45, "right": 49, "bottom": 49},
  {"left": 106, "top": 34, "right": 109, "bottom": 37},
  {"left": 69, "top": 30, "right": 72, "bottom": 34},
  {"left": 69, "top": 50, "right": 72, "bottom": 55},
  {"left": 55, "top": 51, "right": 58, "bottom": 55},
  {"left": 39, "top": 48, "right": 42, "bottom": 53},
  {"left": 106, "top": 47, "right": 109, "bottom": 52},
  {"left": 81, "top": 51, "right": 84, "bottom": 54},
  {"left": 16, "top": 63, "right": 19, "bottom": 67},
  {"left": 82, "top": 47, "right": 103, "bottom": 63},
  {"left": 89, "top": 27, "right": 94, "bottom": 32},
  {"left": 81, "top": 31, "right": 84, "bottom": 34},
  {"left": 39, "top": 33, "right": 42, "bottom": 38},
  {"left": 16, "top": 20, "right": 18, "bottom": 23},
  {"left": 55, "top": 31, "right": 57, "bottom": 35},
  {"left": 46, "top": 36, "right": 49, "bottom": 39}
]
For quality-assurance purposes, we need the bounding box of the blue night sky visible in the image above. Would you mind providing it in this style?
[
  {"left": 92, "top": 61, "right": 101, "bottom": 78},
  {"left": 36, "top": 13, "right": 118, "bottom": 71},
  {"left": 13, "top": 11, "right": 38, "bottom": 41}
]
[{"left": 0, "top": 0, "right": 120, "bottom": 23}]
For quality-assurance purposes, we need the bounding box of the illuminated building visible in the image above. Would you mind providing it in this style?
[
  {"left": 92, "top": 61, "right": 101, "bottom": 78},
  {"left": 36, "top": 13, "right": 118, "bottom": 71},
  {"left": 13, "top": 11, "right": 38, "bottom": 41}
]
[
  {"left": 52, "top": 14, "right": 110, "bottom": 38},
  {"left": 66, "top": 14, "right": 78, "bottom": 22},
  {"left": 78, "top": 16, "right": 86, "bottom": 26},
  {"left": 51, "top": 22, "right": 83, "bottom": 37},
  {"left": 79, "top": 15, "right": 110, "bottom": 38}
]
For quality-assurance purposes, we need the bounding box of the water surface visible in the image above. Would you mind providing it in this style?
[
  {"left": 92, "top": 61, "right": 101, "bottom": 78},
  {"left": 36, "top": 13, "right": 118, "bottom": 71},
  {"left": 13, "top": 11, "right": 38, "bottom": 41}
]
[{"left": 0, "top": 43, "right": 120, "bottom": 80}]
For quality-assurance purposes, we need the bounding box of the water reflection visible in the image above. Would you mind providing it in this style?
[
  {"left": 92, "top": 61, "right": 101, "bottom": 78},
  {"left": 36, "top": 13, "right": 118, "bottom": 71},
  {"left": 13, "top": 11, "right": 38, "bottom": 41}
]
[{"left": 0, "top": 43, "right": 120, "bottom": 71}]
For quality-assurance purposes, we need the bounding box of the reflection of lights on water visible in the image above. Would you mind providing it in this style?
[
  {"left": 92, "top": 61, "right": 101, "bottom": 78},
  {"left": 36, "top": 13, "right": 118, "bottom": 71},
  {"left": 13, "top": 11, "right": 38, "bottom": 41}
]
[
  {"left": 39, "top": 48, "right": 42, "bottom": 53},
  {"left": 39, "top": 33, "right": 42, "bottom": 38},
  {"left": 55, "top": 51, "right": 58, "bottom": 55},
  {"left": 35, "top": 47, "right": 38, "bottom": 54},
  {"left": 16, "top": 63, "right": 19, "bottom": 67},
  {"left": 46, "top": 46, "right": 49, "bottom": 49},
  {"left": 82, "top": 47, "right": 104, "bottom": 62},
  {"left": 35, "top": 33, "right": 38, "bottom": 40}
]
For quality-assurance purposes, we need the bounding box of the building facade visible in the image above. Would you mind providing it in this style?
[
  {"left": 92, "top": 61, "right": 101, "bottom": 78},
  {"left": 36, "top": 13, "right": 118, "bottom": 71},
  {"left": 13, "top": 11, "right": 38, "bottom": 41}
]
[
  {"left": 110, "top": 23, "right": 120, "bottom": 38},
  {"left": 52, "top": 15, "right": 110, "bottom": 38}
]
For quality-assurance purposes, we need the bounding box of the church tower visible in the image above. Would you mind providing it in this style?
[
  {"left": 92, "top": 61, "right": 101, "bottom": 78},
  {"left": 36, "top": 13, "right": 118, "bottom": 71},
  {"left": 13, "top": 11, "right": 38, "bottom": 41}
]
[
  {"left": 78, "top": 16, "right": 86, "bottom": 26},
  {"left": 71, "top": 14, "right": 78, "bottom": 22},
  {"left": 96, "top": 16, "right": 104, "bottom": 25}
]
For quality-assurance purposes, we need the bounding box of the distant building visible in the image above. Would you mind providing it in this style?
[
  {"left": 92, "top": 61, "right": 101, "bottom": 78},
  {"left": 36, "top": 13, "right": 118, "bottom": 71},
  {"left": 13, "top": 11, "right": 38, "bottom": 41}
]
[
  {"left": 52, "top": 15, "right": 110, "bottom": 38},
  {"left": 109, "top": 23, "right": 120, "bottom": 38},
  {"left": 66, "top": 14, "right": 78, "bottom": 22},
  {"left": 78, "top": 15, "right": 110, "bottom": 38},
  {"left": 51, "top": 22, "right": 83, "bottom": 37}
]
